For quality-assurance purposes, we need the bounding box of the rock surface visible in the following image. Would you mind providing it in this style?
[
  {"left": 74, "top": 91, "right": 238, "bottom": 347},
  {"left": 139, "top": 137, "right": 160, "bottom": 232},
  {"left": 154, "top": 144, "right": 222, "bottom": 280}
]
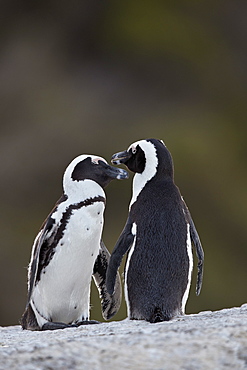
[{"left": 1, "top": 305, "right": 247, "bottom": 369}]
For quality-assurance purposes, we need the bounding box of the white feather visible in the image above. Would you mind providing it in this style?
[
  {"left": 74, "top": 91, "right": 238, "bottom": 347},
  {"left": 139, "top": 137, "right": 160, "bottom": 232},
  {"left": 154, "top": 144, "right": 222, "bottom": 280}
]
[
  {"left": 129, "top": 141, "right": 158, "bottom": 208},
  {"left": 181, "top": 223, "right": 193, "bottom": 313},
  {"left": 124, "top": 222, "right": 137, "bottom": 318}
]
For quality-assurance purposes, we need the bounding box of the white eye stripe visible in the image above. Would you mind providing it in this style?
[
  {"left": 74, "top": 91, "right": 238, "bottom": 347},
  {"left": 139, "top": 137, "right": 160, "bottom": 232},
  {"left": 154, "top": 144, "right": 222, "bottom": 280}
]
[
  {"left": 129, "top": 140, "right": 158, "bottom": 208},
  {"left": 129, "top": 144, "right": 137, "bottom": 154},
  {"left": 91, "top": 157, "right": 107, "bottom": 165}
]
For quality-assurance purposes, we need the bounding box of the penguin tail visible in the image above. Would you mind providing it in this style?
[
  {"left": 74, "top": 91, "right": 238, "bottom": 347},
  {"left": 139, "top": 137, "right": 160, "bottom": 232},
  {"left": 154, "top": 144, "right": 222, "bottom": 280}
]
[
  {"left": 149, "top": 307, "right": 172, "bottom": 323},
  {"left": 20, "top": 304, "right": 40, "bottom": 331}
]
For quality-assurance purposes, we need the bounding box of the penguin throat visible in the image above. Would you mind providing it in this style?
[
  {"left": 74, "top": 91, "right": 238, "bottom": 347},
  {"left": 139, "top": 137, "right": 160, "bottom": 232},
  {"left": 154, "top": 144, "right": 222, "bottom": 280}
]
[
  {"left": 64, "top": 179, "right": 105, "bottom": 203},
  {"left": 129, "top": 152, "right": 158, "bottom": 208}
]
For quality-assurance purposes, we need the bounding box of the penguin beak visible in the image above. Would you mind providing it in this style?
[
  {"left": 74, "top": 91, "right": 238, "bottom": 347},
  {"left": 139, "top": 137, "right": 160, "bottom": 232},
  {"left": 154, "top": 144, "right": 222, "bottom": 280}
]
[
  {"left": 113, "top": 167, "right": 129, "bottom": 180},
  {"left": 99, "top": 160, "right": 129, "bottom": 180},
  {"left": 111, "top": 151, "right": 132, "bottom": 165}
]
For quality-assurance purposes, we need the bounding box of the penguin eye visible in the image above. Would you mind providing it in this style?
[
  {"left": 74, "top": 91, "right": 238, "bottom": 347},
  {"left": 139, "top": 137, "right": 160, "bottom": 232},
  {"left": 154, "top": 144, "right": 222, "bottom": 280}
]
[{"left": 132, "top": 147, "right": 137, "bottom": 154}]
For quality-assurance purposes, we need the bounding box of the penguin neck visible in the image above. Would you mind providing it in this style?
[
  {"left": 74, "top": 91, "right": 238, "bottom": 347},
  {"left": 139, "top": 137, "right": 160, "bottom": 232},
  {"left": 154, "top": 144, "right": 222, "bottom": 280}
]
[
  {"left": 130, "top": 155, "right": 158, "bottom": 208},
  {"left": 63, "top": 179, "right": 105, "bottom": 204}
]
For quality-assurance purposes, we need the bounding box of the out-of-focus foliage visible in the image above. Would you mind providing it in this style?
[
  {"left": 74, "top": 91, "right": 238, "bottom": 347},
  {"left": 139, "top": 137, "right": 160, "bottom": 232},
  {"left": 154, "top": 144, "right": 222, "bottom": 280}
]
[{"left": 0, "top": 0, "right": 246, "bottom": 325}]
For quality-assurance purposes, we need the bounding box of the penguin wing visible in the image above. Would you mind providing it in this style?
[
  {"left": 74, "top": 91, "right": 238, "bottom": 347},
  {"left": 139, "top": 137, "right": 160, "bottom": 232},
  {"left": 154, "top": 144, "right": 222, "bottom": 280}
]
[
  {"left": 27, "top": 218, "right": 55, "bottom": 305},
  {"left": 26, "top": 195, "right": 66, "bottom": 306},
  {"left": 189, "top": 216, "right": 204, "bottom": 295},
  {"left": 182, "top": 199, "right": 204, "bottom": 295},
  {"left": 92, "top": 241, "right": 122, "bottom": 320},
  {"left": 106, "top": 219, "right": 135, "bottom": 295}
]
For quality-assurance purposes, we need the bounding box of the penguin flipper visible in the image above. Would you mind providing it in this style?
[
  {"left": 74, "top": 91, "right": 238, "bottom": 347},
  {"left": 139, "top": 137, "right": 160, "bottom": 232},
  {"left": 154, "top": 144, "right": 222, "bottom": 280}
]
[
  {"left": 26, "top": 195, "right": 67, "bottom": 306},
  {"left": 93, "top": 241, "right": 122, "bottom": 320},
  {"left": 26, "top": 225, "right": 50, "bottom": 306},
  {"left": 106, "top": 220, "right": 135, "bottom": 295},
  {"left": 189, "top": 216, "right": 204, "bottom": 295},
  {"left": 21, "top": 218, "right": 57, "bottom": 330},
  {"left": 22, "top": 195, "right": 67, "bottom": 331},
  {"left": 181, "top": 198, "right": 204, "bottom": 295}
]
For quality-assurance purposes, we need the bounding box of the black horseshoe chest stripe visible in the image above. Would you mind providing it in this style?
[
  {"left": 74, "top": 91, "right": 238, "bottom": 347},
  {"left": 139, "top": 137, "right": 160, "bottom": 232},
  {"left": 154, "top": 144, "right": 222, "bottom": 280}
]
[
  {"left": 54, "top": 195, "right": 106, "bottom": 245},
  {"left": 35, "top": 196, "right": 106, "bottom": 284}
]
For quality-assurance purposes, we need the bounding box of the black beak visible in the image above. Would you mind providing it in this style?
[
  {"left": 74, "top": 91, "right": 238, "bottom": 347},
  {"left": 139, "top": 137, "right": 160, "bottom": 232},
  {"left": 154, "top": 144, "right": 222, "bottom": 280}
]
[
  {"left": 99, "top": 160, "right": 129, "bottom": 180},
  {"left": 111, "top": 150, "right": 132, "bottom": 165}
]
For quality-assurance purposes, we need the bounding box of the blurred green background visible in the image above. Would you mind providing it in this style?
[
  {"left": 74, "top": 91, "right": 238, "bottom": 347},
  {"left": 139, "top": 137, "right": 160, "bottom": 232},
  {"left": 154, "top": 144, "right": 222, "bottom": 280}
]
[{"left": 1, "top": 0, "right": 246, "bottom": 326}]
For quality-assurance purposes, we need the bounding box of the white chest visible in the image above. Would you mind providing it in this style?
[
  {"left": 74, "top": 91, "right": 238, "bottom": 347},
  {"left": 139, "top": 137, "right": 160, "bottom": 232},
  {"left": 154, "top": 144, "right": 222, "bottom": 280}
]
[{"left": 32, "top": 201, "right": 105, "bottom": 324}]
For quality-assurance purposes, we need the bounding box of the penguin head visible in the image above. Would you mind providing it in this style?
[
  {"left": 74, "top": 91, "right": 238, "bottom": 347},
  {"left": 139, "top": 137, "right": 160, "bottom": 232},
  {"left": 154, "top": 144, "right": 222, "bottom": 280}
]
[
  {"left": 63, "top": 155, "right": 128, "bottom": 195},
  {"left": 112, "top": 139, "right": 174, "bottom": 179}
]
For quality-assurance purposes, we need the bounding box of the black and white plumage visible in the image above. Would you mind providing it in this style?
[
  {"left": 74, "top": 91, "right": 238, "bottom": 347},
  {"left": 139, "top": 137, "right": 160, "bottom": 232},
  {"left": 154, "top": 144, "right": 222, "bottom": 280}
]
[
  {"left": 106, "top": 139, "right": 204, "bottom": 323},
  {"left": 21, "top": 155, "right": 128, "bottom": 330}
]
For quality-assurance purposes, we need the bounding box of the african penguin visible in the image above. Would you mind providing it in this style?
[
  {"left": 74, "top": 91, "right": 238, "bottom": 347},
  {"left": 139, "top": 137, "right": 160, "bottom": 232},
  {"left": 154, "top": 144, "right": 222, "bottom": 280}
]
[
  {"left": 21, "top": 154, "right": 128, "bottom": 330},
  {"left": 106, "top": 139, "right": 204, "bottom": 323}
]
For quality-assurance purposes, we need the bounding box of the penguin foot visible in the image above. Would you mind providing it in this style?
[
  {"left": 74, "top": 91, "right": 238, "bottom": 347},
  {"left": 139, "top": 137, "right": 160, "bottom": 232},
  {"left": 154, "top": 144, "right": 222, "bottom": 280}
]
[
  {"left": 149, "top": 308, "right": 172, "bottom": 323},
  {"left": 76, "top": 320, "right": 100, "bottom": 326},
  {"left": 41, "top": 322, "right": 78, "bottom": 331}
]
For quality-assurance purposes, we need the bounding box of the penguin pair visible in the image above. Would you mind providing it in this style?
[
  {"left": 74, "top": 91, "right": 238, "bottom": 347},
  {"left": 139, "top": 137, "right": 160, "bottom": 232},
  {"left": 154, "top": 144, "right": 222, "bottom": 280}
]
[
  {"left": 21, "top": 155, "right": 128, "bottom": 330},
  {"left": 22, "top": 139, "right": 204, "bottom": 330}
]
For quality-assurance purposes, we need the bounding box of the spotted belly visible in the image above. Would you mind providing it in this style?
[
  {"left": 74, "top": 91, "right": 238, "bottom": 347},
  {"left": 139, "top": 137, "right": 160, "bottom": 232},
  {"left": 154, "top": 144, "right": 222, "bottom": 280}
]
[{"left": 32, "top": 202, "right": 104, "bottom": 325}]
